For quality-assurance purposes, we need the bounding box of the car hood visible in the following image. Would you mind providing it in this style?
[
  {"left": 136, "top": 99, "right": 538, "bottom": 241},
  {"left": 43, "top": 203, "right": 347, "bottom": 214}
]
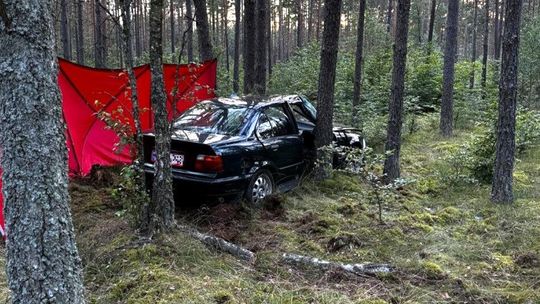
[{"left": 171, "top": 129, "right": 245, "bottom": 145}]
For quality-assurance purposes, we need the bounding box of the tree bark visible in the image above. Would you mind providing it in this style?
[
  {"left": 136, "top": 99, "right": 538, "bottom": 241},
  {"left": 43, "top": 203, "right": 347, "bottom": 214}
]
[
  {"left": 243, "top": 0, "right": 255, "bottom": 94},
  {"left": 491, "top": 0, "right": 522, "bottom": 204},
  {"left": 383, "top": 0, "right": 411, "bottom": 182},
  {"left": 439, "top": 0, "right": 459, "bottom": 137},
  {"left": 267, "top": 0, "right": 272, "bottom": 76},
  {"left": 185, "top": 0, "right": 194, "bottom": 62},
  {"left": 254, "top": 0, "right": 267, "bottom": 95},
  {"left": 352, "top": 0, "right": 366, "bottom": 124},
  {"left": 0, "top": 1, "right": 85, "bottom": 302},
  {"left": 76, "top": 0, "right": 85, "bottom": 64},
  {"left": 313, "top": 0, "right": 342, "bottom": 179},
  {"left": 61, "top": 0, "right": 72, "bottom": 60},
  {"left": 494, "top": 0, "right": 500, "bottom": 59},
  {"left": 170, "top": 0, "right": 176, "bottom": 54},
  {"left": 94, "top": 0, "right": 106, "bottom": 67},
  {"left": 427, "top": 0, "right": 436, "bottom": 47},
  {"left": 481, "top": 0, "right": 489, "bottom": 95},
  {"left": 148, "top": 0, "right": 175, "bottom": 232},
  {"left": 194, "top": 0, "right": 214, "bottom": 61},
  {"left": 233, "top": 0, "right": 241, "bottom": 92},
  {"left": 223, "top": 0, "right": 230, "bottom": 73},
  {"left": 386, "top": 0, "right": 393, "bottom": 33},
  {"left": 296, "top": 0, "right": 304, "bottom": 48},
  {"left": 307, "top": 0, "right": 314, "bottom": 42},
  {"left": 469, "top": 0, "right": 478, "bottom": 89}
]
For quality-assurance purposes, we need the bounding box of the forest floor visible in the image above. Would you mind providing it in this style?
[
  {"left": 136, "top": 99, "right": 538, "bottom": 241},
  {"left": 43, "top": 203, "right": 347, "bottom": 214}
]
[{"left": 0, "top": 114, "right": 539, "bottom": 303}]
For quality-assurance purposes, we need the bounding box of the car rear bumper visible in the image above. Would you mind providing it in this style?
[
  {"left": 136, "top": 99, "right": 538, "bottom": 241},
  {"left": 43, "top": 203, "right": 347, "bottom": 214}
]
[{"left": 144, "top": 164, "right": 251, "bottom": 199}]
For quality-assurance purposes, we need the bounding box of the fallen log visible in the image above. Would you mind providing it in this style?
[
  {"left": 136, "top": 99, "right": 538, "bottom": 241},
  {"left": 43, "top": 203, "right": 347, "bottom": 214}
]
[
  {"left": 282, "top": 253, "right": 394, "bottom": 276},
  {"left": 177, "top": 225, "right": 255, "bottom": 263}
]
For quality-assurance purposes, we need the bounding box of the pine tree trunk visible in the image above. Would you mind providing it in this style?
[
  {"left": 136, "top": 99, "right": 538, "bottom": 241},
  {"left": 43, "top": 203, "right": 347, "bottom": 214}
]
[
  {"left": 494, "top": 0, "right": 500, "bottom": 59},
  {"left": 0, "top": 1, "right": 85, "bottom": 302},
  {"left": 307, "top": 0, "right": 314, "bottom": 42},
  {"left": 313, "top": 0, "right": 342, "bottom": 180},
  {"left": 171, "top": 0, "right": 176, "bottom": 54},
  {"left": 94, "top": 0, "right": 106, "bottom": 67},
  {"left": 316, "top": 0, "right": 321, "bottom": 40},
  {"left": 233, "top": 0, "right": 241, "bottom": 92},
  {"left": 194, "top": 0, "right": 214, "bottom": 61},
  {"left": 427, "top": 0, "right": 436, "bottom": 46},
  {"left": 481, "top": 0, "right": 489, "bottom": 95},
  {"left": 386, "top": 0, "right": 393, "bottom": 33},
  {"left": 185, "top": 0, "right": 194, "bottom": 62},
  {"left": 267, "top": 0, "right": 272, "bottom": 76},
  {"left": 61, "top": 0, "right": 72, "bottom": 60},
  {"left": 352, "top": 0, "right": 366, "bottom": 124},
  {"left": 76, "top": 0, "right": 85, "bottom": 64},
  {"left": 491, "top": 0, "right": 522, "bottom": 204},
  {"left": 148, "top": 0, "right": 175, "bottom": 232},
  {"left": 296, "top": 0, "right": 304, "bottom": 48},
  {"left": 223, "top": 0, "right": 230, "bottom": 74},
  {"left": 383, "top": 0, "right": 411, "bottom": 182},
  {"left": 439, "top": 0, "right": 459, "bottom": 137},
  {"left": 469, "top": 0, "right": 478, "bottom": 89},
  {"left": 243, "top": 0, "right": 256, "bottom": 93},
  {"left": 254, "top": 0, "right": 267, "bottom": 95}
]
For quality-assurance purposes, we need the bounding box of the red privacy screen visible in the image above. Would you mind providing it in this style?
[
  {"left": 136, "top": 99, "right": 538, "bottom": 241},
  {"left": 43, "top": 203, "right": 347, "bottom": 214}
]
[{"left": 0, "top": 58, "right": 217, "bottom": 237}]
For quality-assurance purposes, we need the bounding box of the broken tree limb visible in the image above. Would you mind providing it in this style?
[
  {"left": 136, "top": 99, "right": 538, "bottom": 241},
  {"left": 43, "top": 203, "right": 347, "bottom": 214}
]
[
  {"left": 282, "top": 253, "right": 394, "bottom": 276},
  {"left": 177, "top": 225, "right": 256, "bottom": 263}
]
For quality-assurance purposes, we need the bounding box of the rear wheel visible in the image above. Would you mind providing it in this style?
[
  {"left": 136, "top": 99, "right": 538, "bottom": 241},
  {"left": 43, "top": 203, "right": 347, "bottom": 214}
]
[{"left": 245, "top": 169, "right": 274, "bottom": 205}]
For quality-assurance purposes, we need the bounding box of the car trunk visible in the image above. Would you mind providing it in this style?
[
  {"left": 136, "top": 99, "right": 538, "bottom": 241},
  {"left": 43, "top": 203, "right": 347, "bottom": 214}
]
[{"left": 143, "top": 134, "right": 217, "bottom": 172}]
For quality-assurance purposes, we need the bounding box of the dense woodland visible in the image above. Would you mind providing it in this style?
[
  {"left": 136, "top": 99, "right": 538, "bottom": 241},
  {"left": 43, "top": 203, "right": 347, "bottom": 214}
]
[{"left": 1, "top": 0, "right": 540, "bottom": 302}]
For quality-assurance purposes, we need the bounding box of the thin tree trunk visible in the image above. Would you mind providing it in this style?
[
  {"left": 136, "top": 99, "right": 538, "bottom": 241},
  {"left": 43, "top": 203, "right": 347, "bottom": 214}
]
[
  {"left": 352, "top": 0, "right": 366, "bottom": 124},
  {"left": 149, "top": 0, "right": 175, "bottom": 232},
  {"left": 267, "top": 0, "right": 272, "bottom": 76},
  {"left": 316, "top": 0, "right": 321, "bottom": 40},
  {"left": 386, "top": 0, "right": 393, "bottom": 33},
  {"left": 0, "top": 1, "right": 85, "bottom": 302},
  {"left": 119, "top": 0, "right": 145, "bottom": 190},
  {"left": 194, "top": 0, "right": 214, "bottom": 61},
  {"left": 383, "top": 0, "right": 411, "bottom": 182},
  {"left": 307, "top": 0, "right": 314, "bottom": 42},
  {"left": 278, "top": 0, "right": 283, "bottom": 61},
  {"left": 313, "top": 0, "right": 342, "bottom": 179},
  {"left": 76, "top": 0, "right": 85, "bottom": 64},
  {"left": 491, "top": 0, "right": 522, "bottom": 203},
  {"left": 440, "top": 0, "right": 459, "bottom": 137},
  {"left": 254, "top": 0, "right": 267, "bottom": 95},
  {"left": 427, "top": 0, "right": 436, "bottom": 47},
  {"left": 296, "top": 0, "right": 304, "bottom": 48},
  {"left": 185, "top": 0, "right": 194, "bottom": 61},
  {"left": 171, "top": 0, "right": 176, "bottom": 54},
  {"left": 95, "top": 0, "right": 106, "bottom": 67},
  {"left": 243, "top": 0, "right": 256, "bottom": 93},
  {"left": 469, "top": 0, "right": 478, "bottom": 89},
  {"left": 223, "top": 0, "right": 230, "bottom": 73},
  {"left": 233, "top": 0, "right": 241, "bottom": 92},
  {"left": 61, "top": 0, "right": 72, "bottom": 60},
  {"left": 481, "top": 0, "right": 489, "bottom": 95},
  {"left": 494, "top": 0, "right": 500, "bottom": 59}
]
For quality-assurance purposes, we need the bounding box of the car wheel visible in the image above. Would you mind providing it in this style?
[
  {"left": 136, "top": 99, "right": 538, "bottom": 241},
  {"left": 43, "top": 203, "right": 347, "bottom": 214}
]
[{"left": 245, "top": 169, "right": 274, "bottom": 205}]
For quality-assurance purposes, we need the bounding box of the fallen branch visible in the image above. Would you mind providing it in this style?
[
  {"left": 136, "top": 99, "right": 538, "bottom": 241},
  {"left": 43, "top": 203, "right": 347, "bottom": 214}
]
[
  {"left": 177, "top": 225, "right": 255, "bottom": 263},
  {"left": 282, "top": 253, "right": 394, "bottom": 276}
]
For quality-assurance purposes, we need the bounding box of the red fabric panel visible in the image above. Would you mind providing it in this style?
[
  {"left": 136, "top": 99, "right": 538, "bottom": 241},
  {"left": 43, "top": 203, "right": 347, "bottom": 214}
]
[
  {"left": 59, "top": 58, "right": 217, "bottom": 175},
  {"left": 0, "top": 58, "right": 217, "bottom": 237}
]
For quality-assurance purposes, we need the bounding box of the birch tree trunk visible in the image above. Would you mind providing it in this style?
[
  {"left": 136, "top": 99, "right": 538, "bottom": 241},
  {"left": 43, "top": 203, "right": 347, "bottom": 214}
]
[
  {"left": 383, "top": 0, "right": 411, "bottom": 182},
  {"left": 0, "top": 1, "right": 85, "bottom": 302},
  {"left": 439, "top": 0, "right": 459, "bottom": 137},
  {"left": 491, "top": 0, "right": 523, "bottom": 203}
]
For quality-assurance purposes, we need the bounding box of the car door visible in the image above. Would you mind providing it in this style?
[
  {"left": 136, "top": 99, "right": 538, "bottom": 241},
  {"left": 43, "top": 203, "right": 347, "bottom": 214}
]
[{"left": 255, "top": 105, "right": 304, "bottom": 183}]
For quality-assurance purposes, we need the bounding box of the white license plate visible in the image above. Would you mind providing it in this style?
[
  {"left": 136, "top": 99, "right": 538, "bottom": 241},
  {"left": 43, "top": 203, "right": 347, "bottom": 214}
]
[{"left": 151, "top": 151, "right": 184, "bottom": 167}]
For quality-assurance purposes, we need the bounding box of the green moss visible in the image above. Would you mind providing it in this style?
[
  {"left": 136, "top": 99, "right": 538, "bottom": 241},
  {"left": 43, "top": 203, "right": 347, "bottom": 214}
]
[
  {"left": 491, "top": 253, "right": 514, "bottom": 271},
  {"left": 419, "top": 261, "right": 446, "bottom": 280},
  {"left": 436, "top": 206, "right": 463, "bottom": 224}
]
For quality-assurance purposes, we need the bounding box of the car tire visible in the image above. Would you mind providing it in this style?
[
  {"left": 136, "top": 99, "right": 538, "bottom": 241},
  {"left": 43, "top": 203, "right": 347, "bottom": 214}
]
[{"left": 244, "top": 169, "right": 274, "bottom": 205}]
